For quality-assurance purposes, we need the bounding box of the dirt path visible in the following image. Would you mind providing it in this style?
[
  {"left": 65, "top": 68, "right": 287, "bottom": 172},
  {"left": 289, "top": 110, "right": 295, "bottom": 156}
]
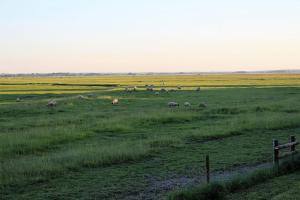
[{"left": 120, "top": 162, "right": 272, "bottom": 200}]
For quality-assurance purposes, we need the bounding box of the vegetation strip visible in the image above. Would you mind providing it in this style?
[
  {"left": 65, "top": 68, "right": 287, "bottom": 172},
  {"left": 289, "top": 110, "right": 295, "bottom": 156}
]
[{"left": 168, "top": 154, "right": 300, "bottom": 200}]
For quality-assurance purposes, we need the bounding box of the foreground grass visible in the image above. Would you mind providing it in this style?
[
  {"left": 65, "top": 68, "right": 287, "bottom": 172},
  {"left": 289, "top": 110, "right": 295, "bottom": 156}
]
[
  {"left": 2, "top": 108, "right": 300, "bottom": 189},
  {"left": 0, "top": 142, "right": 150, "bottom": 188},
  {"left": 227, "top": 171, "right": 300, "bottom": 200}
]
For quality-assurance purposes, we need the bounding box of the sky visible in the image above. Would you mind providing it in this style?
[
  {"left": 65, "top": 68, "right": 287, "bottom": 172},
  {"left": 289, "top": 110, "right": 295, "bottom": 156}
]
[{"left": 0, "top": 0, "right": 300, "bottom": 73}]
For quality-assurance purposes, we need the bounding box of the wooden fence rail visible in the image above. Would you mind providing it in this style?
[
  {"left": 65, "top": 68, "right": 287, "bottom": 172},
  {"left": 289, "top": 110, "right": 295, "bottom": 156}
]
[
  {"left": 273, "top": 135, "right": 298, "bottom": 166},
  {"left": 201, "top": 136, "right": 298, "bottom": 185}
]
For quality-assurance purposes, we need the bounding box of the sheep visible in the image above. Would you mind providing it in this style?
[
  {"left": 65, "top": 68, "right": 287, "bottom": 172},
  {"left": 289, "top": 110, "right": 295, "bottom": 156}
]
[
  {"left": 168, "top": 102, "right": 179, "bottom": 107},
  {"left": 125, "top": 87, "right": 133, "bottom": 92},
  {"left": 77, "top": 95, "right": 86, "bottom": 99},
  {"left": 125, "top": 86, "right": 138, "bottom": 92},
  {"left": 147, "top": 87, "right": 154, "bottom": 91},
  {"left": 16, "top": 98, "right": 21, "bottom": 102},
  {"left": 184, "top": 102, "right": 191, "bottom": 107},
  {"left": 146, "top": 85, "right": 154, "bottom": 91},
  {"left": 199, "top": 102, "right": 207, "bottom": 108},
  {"left": 112, "top": 98, "right": 119, "bottom": 105},
  {"left": 47, "top": 100, "right": 57, "bottom": 107}
]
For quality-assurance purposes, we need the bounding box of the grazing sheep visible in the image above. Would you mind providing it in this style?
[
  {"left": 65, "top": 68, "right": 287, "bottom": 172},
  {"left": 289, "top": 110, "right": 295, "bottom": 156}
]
[
  {"left": 112, "top": 98, "right": 119, "bottom": 105},
  {"left": 146, "top": 85, "right": 154, "bottom": 91},
  {"left": 147, "top": 87, "right": 154, "bottom": 91},
  {"left": 184, "top": 102, "right": 191, "bottom": 107},
  {"left": 168, "top": 102, "right": 179, "bottom": 107},
  {"left": 196, "top": 87, "right": 201, "bottom": 91},
  {"left": 47, "top": 100, "right": 57, "bottom": 107},
  {"left": 16, "top": 98, "right": 21, "bottom": 102},
  {"left": 125, "top": 87, "right": 133, "bottom": 92},
  {"left": 199, "top": 102, "right": 207, "bottom": 108},
  {"left": 77, "top": 95, "right": 86, "bottom": 99}
]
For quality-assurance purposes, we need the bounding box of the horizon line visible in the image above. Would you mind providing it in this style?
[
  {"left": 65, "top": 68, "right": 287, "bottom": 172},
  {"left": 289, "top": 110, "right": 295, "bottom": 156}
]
[{"left": 1, "top": 69, "right": 300, "bottom": 76}]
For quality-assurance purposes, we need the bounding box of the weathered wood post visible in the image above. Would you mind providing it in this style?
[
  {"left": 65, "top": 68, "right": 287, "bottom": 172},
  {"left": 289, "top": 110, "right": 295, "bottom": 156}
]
[
  {"left": 273, "top": 139, "right": 279, "bottom": 168},
  {"left": 290, "top": 135, "right": 296, "bottom": 152},
  {"left": 206, "top": 154, "right": 210, "bottom": 184}
]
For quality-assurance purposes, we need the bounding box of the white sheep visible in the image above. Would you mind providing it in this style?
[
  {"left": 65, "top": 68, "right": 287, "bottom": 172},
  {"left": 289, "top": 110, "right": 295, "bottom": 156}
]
[
  {"left": 146, "top": 85, "right": 154, "bottom": 91},
  {"left": 184, "top": 102, "right": 191, "bottom": 107},
  {"left": 47, "top": 100, "right": 57, "bottom": 107},
  {"left": 16, "top": 98, "right": 21, "bottom": 102},
  {"left": 112, "top": 98, "right": 119, "bottom": 105},
  {"left": 125, "top": 87, "right": 133, "bottom": 92},
  {"left": 77, "top": 95, "right": 86, "bottom": 99},
  {"left": 168, "top": 102, "right": 179, "bottom": 107}
]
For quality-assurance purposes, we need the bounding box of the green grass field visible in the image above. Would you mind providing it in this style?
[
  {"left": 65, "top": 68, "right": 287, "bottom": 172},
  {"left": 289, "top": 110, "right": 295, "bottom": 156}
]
[
  {"left": 1, "top": 74, "right": 300, "bottom": 199},
  {"left": 227, "top": 171, "right": 300, "bottom": 200}
]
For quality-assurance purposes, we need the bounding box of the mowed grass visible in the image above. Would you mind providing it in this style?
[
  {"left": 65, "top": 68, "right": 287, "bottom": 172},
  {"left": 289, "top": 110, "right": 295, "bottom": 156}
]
[{"left": 1, "top": 74, "right": 300, "bottom": 199}]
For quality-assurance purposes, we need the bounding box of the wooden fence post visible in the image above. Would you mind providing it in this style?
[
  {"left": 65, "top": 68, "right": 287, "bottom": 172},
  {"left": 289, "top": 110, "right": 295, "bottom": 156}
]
[
  {"left": 272, "top": 136, "right": 298, "bottom": 167},
  {"left": 206, "top": 154, "right": 210, "bottom": 184},
  {"left": 290, "top": 135, "right": 296, "bottom": 152},
  {"left": 273, "top": 139, "right": 279, "bottom": 167}
]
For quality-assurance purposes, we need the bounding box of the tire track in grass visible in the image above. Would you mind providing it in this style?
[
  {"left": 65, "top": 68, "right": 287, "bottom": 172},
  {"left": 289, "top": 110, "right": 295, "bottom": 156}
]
[{"left": 123, "top": 162, "right": 273, "bottom": 200}]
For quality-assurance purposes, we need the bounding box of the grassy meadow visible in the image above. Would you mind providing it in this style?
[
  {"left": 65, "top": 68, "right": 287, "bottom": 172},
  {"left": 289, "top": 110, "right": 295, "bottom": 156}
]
[{"left": 1, "top": 74, "right": 300, "bottom": 199}]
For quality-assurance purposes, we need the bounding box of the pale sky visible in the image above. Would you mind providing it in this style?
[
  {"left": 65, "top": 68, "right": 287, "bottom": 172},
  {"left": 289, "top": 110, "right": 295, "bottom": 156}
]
[{"left": 0, "top": 0, "right": 300, "bottom": 73}]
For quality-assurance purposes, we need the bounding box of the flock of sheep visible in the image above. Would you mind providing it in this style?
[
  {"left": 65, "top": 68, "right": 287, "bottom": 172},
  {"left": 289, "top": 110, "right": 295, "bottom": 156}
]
[
  {"left": 125, "top": 85, "right": 200, "bottom": 94},
  {"left": 167, "top": 101, "right": 207, "bottom": 108},
  {"left": 113, "top": 85, "right": 206, "bottom": 109},
  {"left": 16, "top": 85, "right": 205, "bottom": 109}
]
